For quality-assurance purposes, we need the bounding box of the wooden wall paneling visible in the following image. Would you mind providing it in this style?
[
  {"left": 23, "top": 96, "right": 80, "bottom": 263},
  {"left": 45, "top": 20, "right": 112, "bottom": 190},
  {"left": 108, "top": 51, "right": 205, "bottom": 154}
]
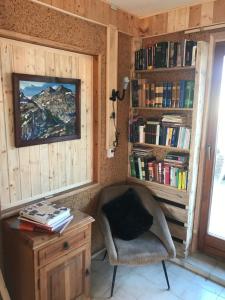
[
  {"left": 201, "top": 2, "right": 214, "bottom": 26},
  {"left": 139, "top": 17, "right": 152, "bottom": 37},
  {"left": 0, "top": 38, "right": 94, "bottom": 209},
  {"left": 54, "top": 53, "right": 71, "bottom": 189},
  {"left": 92, "top": 55, "right": 101, "bottom": 183},
  {"left": 78, "top": 54, "right": 88, "bottom": 182},
  {"left": 167, "top": 10, "right": 177, "bottom": 33},
  {"left": 213, "top": 0, "right": 225, "bottom": 24},
  {"left": 0, "top": 46, "right": 10, "bottom": 207},
  {"left": 106, "top": 25, "right": 118, "bottom": 151},
  {"left": 152, "top": 13, "right": 168, "bottom": 36},
  {"left": 1, "top": 42, "right": 22, "bottom": 204},
  {"left": 189, "top": 5, "right": 202, "bottom": 28},
  {"left": 12, "top": 45, "right": 32, "bottom": 200},
  {"left": 36, "top": 48, "right": 50, "bottom": 195},
  {"left": 175, "top": 7, "right": 190, "bottom": 32},
  {"left": 45, "top": 51, "right": 59, "bottom": 191},
  {"left": 26, "top": 48, "right": 41, "bottom": 197},
  {"left": 85, "top": 56, "right": 94, "bottom": 182},
  {"left": 70, "top": 55, "right": 80, "bottom": 186}
]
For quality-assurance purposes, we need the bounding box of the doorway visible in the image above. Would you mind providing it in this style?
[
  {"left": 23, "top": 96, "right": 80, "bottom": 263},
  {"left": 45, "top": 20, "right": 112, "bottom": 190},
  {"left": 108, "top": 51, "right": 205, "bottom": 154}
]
[{"left": 199, "top": 41, "right": 225, "bottom": 258}]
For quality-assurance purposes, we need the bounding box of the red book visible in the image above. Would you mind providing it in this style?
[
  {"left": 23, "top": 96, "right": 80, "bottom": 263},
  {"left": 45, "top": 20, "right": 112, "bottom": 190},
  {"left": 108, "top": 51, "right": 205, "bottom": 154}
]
[
  {"left": 10, "top": 219, "right": 53, "bottom": 234},
  {"left": 164, "top": 164, "right": 170, "bottom": 185}
]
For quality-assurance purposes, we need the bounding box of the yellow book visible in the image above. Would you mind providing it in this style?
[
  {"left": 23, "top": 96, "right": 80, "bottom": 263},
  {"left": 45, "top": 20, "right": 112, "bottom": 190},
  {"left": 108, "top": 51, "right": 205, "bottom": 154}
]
[
  {"left": 181, "top": 171, "right": 186, "bottom": 190},
  {"left": 178, "top": 171, "right": 182, "bottom": 190}
]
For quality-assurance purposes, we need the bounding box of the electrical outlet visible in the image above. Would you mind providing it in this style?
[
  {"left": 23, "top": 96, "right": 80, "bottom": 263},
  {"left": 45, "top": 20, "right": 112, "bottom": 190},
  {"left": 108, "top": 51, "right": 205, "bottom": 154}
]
[{"left": 107, "top": 148, "right": 115, "bottom": 158}]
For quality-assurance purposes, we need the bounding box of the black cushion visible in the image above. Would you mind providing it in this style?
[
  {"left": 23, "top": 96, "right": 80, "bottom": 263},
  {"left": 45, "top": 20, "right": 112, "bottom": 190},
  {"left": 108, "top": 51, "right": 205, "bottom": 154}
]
[{"left": 102, "top": 188, "right": 153, "bottom": 240}]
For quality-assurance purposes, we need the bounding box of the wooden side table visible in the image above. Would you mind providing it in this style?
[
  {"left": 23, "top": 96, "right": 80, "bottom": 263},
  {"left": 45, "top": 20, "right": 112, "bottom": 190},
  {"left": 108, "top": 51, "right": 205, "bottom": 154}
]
[{"left": 2, "top": 211, "right": 94, "bottom": 300}]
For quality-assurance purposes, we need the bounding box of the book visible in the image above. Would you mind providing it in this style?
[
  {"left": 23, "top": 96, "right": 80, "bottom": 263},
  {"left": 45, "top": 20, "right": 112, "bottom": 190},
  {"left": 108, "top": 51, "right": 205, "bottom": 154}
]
[
  {"left": 155, "top": 82, "right": 163, "bottom": 107},
  {"left": 184, "top": 80, "right": 195, "bottom": 108},
  {"left": 13, "top": 215, "right": 74, "bottom": 233},
  {"left": 131, "top": 79, "right": 139, "bottom": 107},
  {"left": 154, "top": 42, "right": 168, "bottom": 68},
  {"left": 179, "top": 80, "right": 186, "bottom": 108},
  {"left": 19, "top": 201, "right": 71, "bottom": 226}
]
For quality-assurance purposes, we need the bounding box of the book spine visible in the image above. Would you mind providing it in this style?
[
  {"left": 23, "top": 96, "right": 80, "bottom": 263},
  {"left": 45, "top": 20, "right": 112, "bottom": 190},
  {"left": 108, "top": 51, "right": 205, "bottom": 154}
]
[
  {"left": 139, "top": 125, "right": 145, "bottom": 143},
  {"left": 138, "top": 157, "right": 143, "bottom": 180},
  {"left": 167, "top": 82, "right": 172, "bottom": 107},
  {"left": 129, "top": 155, "right": 136, "bottom": 177},
  {"left": 179, "top": 80, "right": 186, "bottom": 108}
]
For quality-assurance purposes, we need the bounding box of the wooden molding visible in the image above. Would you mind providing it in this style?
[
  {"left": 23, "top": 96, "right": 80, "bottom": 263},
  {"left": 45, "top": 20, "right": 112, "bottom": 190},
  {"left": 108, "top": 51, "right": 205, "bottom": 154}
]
[
  {"left": 139, "top": 0, "right": 225, "bottom": 38},
  {"left": 106, "top": 25, "right": 118, "bottom": 152}
]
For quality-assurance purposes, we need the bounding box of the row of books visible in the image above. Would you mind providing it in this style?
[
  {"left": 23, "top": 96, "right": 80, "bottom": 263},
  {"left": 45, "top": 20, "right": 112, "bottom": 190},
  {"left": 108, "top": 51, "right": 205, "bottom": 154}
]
[
  {"left": 135, "top": 40, "right": 197, "bottom": 70},
  {"left": 129, "top": 150, "right": 189, "bottom": 190},
  {"left": 129, "top": 116, "right": 191, "bottom": 150},
  {"left": 131, "top": 79, "right": 195, "bottom": 108},
  {"left": 10, "top": 201, "right": 73, "bottom": 234}
]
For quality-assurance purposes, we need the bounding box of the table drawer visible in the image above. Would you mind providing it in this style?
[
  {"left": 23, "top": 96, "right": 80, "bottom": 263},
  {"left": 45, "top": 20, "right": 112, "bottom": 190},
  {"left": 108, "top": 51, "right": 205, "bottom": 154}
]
[{"left": 38, "top": 227, "right": 89, "bottom": 266}]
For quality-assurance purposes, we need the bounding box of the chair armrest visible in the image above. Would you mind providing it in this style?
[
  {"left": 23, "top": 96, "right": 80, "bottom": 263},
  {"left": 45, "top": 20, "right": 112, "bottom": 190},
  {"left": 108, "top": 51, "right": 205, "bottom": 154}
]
[
  {"left": 135, "top": 186, "right": 176, "bottom": 258},
  {"left": 150, "top": 205, "right": 176, "bottom": 258},
  {"left": 97, "top": 211, "right": 118, "bottom": 264}
]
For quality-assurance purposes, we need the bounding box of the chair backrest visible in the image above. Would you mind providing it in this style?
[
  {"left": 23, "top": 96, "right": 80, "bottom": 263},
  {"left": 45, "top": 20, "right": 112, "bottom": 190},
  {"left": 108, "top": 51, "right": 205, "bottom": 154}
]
[
  {"left": 98, "top": 184, "right": 160, "bottom": 219},
  {"left": 98, "top": 183, "right": 176, "bottom": 259}
]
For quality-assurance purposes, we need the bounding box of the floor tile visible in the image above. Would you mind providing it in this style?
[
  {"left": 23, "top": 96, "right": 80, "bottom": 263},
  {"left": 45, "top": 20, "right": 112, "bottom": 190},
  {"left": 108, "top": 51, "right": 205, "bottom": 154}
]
[{"left": 91, "top": 258, "right": 221, "bottom": 300}]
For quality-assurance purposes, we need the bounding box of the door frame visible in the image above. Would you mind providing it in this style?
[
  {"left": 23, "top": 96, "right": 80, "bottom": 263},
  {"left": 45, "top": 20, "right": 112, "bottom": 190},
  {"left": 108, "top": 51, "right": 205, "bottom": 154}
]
[{"left": 192, "top": 32, "right": 225, "bottom": 257}]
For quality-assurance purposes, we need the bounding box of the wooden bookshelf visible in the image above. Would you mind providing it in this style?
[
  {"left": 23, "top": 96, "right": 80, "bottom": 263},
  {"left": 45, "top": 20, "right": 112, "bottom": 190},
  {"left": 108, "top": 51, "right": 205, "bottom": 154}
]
[
  {"left": 131, "top": 107, "right": 193, "bottom": 112},
  {"left": 128, "top": 40, "right": 209, "bottom": 258},
  {"left": 135, "top": 66, "right": 195, "bottom": 73},
  {"left": 134, "top": 143, "right": 190, "bottom": 153},
  {"left": 128, "top": 176, "right": 189, "bottom": 205}
]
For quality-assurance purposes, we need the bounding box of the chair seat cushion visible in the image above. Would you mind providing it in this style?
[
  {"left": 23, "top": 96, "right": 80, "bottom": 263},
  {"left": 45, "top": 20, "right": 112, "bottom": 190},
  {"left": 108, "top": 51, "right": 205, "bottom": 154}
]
[
  {"left": 113, "top": 231, "right": 168, "bottom": 265},
  {"left": 102, "top": 188, "right": 153, "bottom": 241}
]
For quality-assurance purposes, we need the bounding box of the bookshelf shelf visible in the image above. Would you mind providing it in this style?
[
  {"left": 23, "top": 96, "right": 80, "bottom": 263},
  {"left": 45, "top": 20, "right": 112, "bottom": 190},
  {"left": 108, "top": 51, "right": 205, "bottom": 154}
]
[
  {"left": 135, "top": 143, "right": 190, "bottom": 153},
  {"left": 135, "top": 66, "right": 195, "bottom": 73},
  {"left": 127, "top": 176, "right": 189, "bottom": 205},
  {"left": 131, "top": 107, "right": 193, "bottom": 112},
  {"left": 129, "top": 39, "right": 209, "bottom": 258}
]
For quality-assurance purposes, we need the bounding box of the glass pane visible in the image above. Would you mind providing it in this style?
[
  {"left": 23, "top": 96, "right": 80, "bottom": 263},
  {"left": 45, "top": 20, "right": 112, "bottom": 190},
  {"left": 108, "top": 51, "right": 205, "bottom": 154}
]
[{"left": 208, "top": 56, "right": 225, "bottom": 240}]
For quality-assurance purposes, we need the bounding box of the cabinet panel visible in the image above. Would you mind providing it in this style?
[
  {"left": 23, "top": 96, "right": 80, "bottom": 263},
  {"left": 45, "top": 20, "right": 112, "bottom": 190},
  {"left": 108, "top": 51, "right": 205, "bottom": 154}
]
[
  {"left": 40, "top": 245, "right": 90, "bottom": 300},
  {"left": 38, "top": 228, "right": 88, "bottom": 266}
]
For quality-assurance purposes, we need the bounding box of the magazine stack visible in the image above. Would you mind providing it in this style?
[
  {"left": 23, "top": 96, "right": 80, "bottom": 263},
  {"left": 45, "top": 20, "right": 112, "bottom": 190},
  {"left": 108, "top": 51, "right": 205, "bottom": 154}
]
[{"left": 11, "top": 201, "right": 73, "bottom": 234}]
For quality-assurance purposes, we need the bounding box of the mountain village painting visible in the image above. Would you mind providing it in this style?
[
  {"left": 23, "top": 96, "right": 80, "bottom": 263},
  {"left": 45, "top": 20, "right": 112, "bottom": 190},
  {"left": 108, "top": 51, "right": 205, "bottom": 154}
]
[{"left": 13, "top": 74, "right": 81, "bottom": 147}]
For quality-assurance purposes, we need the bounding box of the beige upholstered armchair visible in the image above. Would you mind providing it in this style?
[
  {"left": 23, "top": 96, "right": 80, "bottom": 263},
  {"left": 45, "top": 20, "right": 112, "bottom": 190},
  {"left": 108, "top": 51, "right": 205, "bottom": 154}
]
[{"left": 97, "top": 184, "right": 176, "bottom": 297}]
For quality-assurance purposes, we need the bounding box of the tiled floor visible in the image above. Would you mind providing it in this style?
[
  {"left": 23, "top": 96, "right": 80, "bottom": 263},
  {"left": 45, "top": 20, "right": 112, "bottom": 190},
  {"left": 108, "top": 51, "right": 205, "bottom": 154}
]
[
  {"left": 91, "top": 258, "right": 225, "bottom": 300},
  {"left": 173, "top": 252, "right": 225, "bottom": 287}
]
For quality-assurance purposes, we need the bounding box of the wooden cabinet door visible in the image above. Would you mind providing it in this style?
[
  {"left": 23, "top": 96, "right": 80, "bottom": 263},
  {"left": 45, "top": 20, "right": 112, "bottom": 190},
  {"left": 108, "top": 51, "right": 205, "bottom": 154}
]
[{"left": 39, "top": 245, "right": 91, "bottom": 300}]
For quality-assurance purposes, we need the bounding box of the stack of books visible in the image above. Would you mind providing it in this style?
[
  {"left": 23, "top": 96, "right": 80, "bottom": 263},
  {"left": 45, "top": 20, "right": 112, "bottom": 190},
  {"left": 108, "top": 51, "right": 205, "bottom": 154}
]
[
  {"left": 135, "top": 40, "right": 197, "bottom": 70},
  {"left": 11, "top": 201, "right": 74, "bottom": 234},
  {"left": 129, "top": 145, "right": 156, "bottom": 180},
  {"left": 131, "top": 79, "right": 195, "bottom": 108},
  {"left": 129, "top": 115, "right": 191, "bottom": 150},
  {"left": 130, "top": 150, "right": 189, "bottom": 190}
]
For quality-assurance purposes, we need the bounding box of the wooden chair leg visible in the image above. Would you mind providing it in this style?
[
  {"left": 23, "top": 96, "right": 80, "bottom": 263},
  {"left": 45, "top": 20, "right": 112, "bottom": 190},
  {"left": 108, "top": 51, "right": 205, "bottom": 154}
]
[{"left": 0, "top": 269, "right": 10, "bottom": 300}]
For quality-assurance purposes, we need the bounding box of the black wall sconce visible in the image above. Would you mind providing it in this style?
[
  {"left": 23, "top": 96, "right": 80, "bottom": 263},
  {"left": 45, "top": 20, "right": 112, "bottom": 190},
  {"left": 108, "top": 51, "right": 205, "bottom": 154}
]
[{"left": 110, "top": 76, "right": 130, "bottom": 101}]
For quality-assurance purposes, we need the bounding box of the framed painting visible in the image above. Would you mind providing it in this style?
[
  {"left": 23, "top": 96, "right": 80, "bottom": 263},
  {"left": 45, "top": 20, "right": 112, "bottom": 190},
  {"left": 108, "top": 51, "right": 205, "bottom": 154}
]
[{"left": 12, "top": 73, "right": 81, "bottom": 147}]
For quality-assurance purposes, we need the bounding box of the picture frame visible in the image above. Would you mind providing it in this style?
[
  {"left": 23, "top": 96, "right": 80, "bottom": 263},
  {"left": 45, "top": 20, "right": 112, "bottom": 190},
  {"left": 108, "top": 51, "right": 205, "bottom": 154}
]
[{"left": 12, "top": 73, "right": 81, "bottom": 147}]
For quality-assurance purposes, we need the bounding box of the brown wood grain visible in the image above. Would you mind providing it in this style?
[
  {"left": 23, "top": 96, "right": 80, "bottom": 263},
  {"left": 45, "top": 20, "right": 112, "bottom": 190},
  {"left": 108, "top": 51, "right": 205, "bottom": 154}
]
[{"left": 3, "top": 211, "right": 94, "bottom": 300}]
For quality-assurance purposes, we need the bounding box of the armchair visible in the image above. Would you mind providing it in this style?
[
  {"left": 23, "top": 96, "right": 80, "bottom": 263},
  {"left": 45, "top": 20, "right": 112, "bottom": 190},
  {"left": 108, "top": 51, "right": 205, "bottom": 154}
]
[{"left": 97, "top": 184, "right": 176, "bottom": 297}]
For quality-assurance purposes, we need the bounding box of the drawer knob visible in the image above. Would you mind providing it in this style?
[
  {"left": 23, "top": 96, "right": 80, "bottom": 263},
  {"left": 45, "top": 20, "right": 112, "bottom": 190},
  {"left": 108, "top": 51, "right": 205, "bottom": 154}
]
[
  {"left": 63, "top": 241, "right": 70, "bottom": 250},
  {"left": 85, "top": 269, "right": 90, "bottom": 277}
]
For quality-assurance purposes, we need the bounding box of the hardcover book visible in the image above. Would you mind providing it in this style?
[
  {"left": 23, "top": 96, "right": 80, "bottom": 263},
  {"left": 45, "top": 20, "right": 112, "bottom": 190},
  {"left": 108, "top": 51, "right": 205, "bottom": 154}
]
[{"left": 20, "top": 201, "right": 71, "bottom": 226}]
